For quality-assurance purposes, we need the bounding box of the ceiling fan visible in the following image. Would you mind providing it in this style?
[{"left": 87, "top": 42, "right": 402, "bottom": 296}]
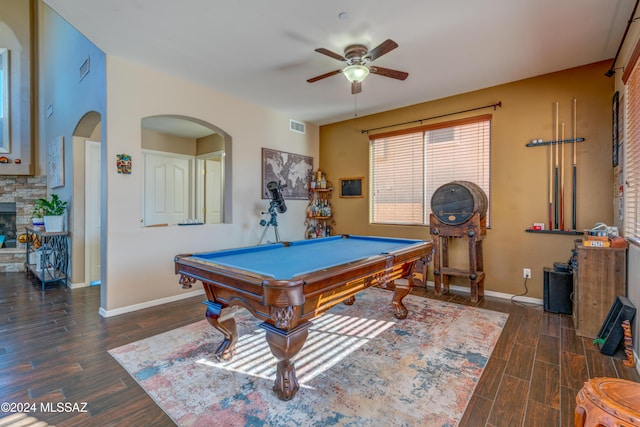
[{"left": 307, "top": 39, "right": 409, "bottom": 94}]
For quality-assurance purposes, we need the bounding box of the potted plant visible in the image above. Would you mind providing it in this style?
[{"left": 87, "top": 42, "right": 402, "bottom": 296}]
[
  {"left": 35, "top": 194, "right": 68, "bottom": 232},
  {"left": 31, "top": 204, "right": 45, "bottom": 227}
]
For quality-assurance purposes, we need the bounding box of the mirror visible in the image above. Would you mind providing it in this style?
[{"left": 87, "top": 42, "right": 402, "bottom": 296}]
[
  {"left": 0, "top": 48, "right": 9, "bottom": 153},
  {"left": 141, "top": 115, "right": 232, "bottom": 226}
]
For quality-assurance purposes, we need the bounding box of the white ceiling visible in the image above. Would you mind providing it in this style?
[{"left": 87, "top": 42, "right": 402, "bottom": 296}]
[{"left": 43, "top": 0, "right": 634, "bottom": 126}]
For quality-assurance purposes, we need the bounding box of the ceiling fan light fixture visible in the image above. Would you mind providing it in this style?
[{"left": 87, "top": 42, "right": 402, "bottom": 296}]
[{"left": 343, "top": 64, "right": 369, "bottom": 83}]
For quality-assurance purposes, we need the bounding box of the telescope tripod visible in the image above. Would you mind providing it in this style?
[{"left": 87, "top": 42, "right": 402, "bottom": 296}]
[{"left": 258, "top": 204, "right": 281, "bottom": 245}]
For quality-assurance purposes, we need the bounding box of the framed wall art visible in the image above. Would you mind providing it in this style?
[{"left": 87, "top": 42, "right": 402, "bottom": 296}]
[
  {"left": 48, "top": 136, "right": 64, "bottom": 188},
  {"left": 117, "top": 153, "right": 132, "bottom": 174},
  {"left": 261, "top": 148, "right": 313, "bottom": 200}
]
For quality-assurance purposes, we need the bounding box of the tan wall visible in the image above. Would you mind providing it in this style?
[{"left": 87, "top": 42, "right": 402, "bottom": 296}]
[
  {"left": 320, "top": 60, "right": 613, "bottom": 298},
  {"left": 141, "top": 128, "right": 196, "bottom": 155},
  {"left": 197, "top": 133, "right": 224, "bottom": 154}
]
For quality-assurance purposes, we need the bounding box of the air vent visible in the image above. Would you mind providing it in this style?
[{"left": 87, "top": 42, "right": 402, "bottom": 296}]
[
  {"left": 79, "top": 56, "right": 90, "bottom": 81},
  {"left": 289, "top": 119, "right": 305, "bottom": 134}
]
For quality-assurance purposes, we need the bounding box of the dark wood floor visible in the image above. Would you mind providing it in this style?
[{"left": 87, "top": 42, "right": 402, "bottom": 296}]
[{"left": 0, "top": 272, "right": 638, "bottom": 427}]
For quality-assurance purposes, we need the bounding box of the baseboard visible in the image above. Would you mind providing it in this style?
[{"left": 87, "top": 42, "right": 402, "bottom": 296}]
[
  {"left": 396, "top": 279, "right": 544, "bottom": 306},
  {"left": 98, "top": 288, "right": 205, "bottom": 318},
  {"left": 67, "top": 281, "right": 88, "bottom": 289}
]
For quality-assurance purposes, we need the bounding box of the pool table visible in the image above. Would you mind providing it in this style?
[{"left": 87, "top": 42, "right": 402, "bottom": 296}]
[{"left": 174, "top": 234, "right": 433, "bottom": 401}]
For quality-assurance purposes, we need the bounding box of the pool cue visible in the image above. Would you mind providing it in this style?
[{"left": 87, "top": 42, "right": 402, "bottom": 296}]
[
  {"left": 572, "top": 98, "right": 577, "bottom": 230},
  {"left": 560, "top": 123, "right": 565, "bottom": 230},
  {"left": 554, "top": 102, "right": 559, "bottom": 229},
  {"left": 548, "top": 102, "right": 557, "bottom": 230},
  {"left": 549, "top": 139, "right": 553, "bottom": 230}
]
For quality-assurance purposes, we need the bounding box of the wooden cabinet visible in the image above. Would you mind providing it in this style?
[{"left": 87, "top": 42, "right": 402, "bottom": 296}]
[{"left": 572, "top": 244, "right": 627, "bottom": 338}]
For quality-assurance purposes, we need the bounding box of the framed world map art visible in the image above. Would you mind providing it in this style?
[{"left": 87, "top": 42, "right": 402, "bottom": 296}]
[{"left": 262, "top": 148, "right": 313, "bottom": 200}]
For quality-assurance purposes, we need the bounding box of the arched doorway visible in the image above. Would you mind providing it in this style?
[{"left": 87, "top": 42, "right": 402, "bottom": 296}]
[{"left": 71, "top": 111, "right": 103, "bottom": 289}]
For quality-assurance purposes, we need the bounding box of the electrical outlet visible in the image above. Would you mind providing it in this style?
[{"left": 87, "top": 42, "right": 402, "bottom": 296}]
[{"left": 523, "top": 268, "right": 531, "bottom": 279}]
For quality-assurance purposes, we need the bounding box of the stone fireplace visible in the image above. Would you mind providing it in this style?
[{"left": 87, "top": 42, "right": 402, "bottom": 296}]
[
  {"left": 0, "top": 202, "right": 17, "bottom": 248},
  {"left": 0, "top": 176, "right": 47, "bottom": 272}
]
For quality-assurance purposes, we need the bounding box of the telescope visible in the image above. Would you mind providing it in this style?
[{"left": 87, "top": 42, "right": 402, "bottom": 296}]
[
  {"left": 266, "top": 181, "right": 287, "bottom": 213},
  {"left": 259, "top": 181, "right": 287, "bottom": 244}
]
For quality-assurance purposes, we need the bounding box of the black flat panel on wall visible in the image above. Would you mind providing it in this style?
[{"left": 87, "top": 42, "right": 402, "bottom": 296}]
[{"left": 543, "top": 267, "right": 573, "bottom": 314}]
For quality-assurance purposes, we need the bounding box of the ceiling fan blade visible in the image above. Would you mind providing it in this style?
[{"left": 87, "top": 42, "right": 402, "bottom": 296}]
[
  {"left": 369, "top": 66, "right": 409, "bottom": 81},
  {"left": 366, "top": 39, "right": 398, "bottom": 61},
  {"left": 314, "top": 48, "right": 346, "bottom": 62},
  {"left": 307, "top": 69, "right": 342, "bottom": 83},
  {"left": 351, "top": 81, "right": 362, "bottom": 94}
]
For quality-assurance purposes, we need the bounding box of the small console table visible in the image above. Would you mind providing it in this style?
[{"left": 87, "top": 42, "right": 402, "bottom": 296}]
[{"left": 24, "top": 226, "right": 69, "bottom": 290}]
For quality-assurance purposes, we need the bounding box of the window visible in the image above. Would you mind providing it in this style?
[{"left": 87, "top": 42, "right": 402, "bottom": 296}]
[
  {"left": 369, "top": 115, "right": 491, "bottom": 225},
  {"left": 0, "top": 48, "right": 9, "bottom": 153},
  {"left": 625, "top": 53, "right": 640, "bottom": 243}
]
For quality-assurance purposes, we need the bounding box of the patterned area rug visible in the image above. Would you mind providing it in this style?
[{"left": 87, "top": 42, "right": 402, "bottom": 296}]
[{"left": 109, "top": 288, "right": 508, "bottom": 426}]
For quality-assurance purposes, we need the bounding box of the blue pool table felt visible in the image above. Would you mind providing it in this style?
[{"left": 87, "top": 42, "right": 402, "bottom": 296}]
[{"left": 192, "top": 235, "right": 424, "bottom": 280}]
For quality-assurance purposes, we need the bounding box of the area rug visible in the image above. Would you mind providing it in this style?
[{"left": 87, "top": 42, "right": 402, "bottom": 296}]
[{"left": 109, "top": 288, "right": 508, "bottom": 426}]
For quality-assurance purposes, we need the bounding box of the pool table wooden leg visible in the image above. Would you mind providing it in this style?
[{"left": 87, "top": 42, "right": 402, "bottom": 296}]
[
  {"left": 261, "top": 321, "right": 311, "bottom": 401},
  {"left": 204, "top": 301, "right": 238, "bottom": 362},
  {"left": 392, "top": 281, "right": 412, "bottom": 319},
  {"left": 343, "top": 295, "right": 356, "bottom": 305}
]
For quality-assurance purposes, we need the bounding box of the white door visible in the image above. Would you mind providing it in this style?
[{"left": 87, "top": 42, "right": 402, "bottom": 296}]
[
  {"left": 85, "top": 140, "right": 101, "bottom": 286},
  {"left": 143, "top": 152, "right": 192, "bottom": 225},
  {"left": 204, "top": 157, "right": 222, "bottom": 223}
]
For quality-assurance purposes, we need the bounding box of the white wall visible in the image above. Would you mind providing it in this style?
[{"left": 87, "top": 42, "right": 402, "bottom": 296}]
[
  {"left": 103, "top": 57, "right": 319, "bottom": 312},
  {"left": 39, "top": 3, "right": 319, "bottom": 313}
]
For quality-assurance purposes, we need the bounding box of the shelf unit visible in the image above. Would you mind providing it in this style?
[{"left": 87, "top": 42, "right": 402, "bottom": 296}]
[
  {"left": 305, "top": 185, "right": 335, "bottom": 239},
  {"left": 525, "top": 136, "right": 586, "bottom": 234},
  {"left": 24, "top": 226, "right": 69, "bottom": 290}
]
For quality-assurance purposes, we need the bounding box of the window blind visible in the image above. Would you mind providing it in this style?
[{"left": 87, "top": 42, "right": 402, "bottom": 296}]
[
  {"left": 626, "top": 63, "right": 640, "bottom": 243},
  {"left": 369, "top": 115, "right": 491, "bottom": 225}
]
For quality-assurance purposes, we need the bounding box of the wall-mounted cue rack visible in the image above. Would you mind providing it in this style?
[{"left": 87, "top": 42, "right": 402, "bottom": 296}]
[
  {"left": 525, "top": 229, "right": 583, "bottom": 235},
  {"left": 525, "top": 135, "right": 586, "bottom": 235},
  {"left": 525, "top": 137, "right": 585, "bottom": 147}
]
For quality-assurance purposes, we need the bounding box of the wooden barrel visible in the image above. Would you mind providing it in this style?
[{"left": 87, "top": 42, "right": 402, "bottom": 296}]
[{"left": 430, "top": 181, "right": 487, "bottom": 225}]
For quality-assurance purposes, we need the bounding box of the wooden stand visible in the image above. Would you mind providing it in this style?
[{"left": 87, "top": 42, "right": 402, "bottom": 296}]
[{"left": 430, "top": 212, "right": 486, "bottom": 302}]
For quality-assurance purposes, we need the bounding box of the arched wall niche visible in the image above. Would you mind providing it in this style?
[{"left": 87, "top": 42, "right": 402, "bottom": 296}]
[{"left": 140, "top": 115, "right": 233, "bottom": 226}]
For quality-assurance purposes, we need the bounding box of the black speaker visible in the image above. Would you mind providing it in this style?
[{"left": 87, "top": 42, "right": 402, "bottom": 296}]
[{"left": 543, "top": 267, "right": 573, "bottom": 314}]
